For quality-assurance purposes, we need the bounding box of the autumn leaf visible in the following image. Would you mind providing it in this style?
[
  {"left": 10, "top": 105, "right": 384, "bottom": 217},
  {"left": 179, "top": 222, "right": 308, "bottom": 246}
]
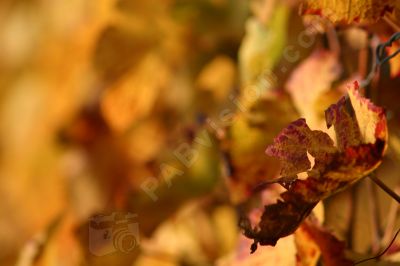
[
  {"left": 239, "top": 2, "right": 290, "bottom": 85},
  {"left": 285, "top": 49, "right": 341, "bottom": 131},
  {"left": 225, "top": 95, "right": 298, "bottom": 203},
  {"left": 240, "top": 81, "right": 387, "bottom": 252},
  {"left": 196, "top": 56, "right": 236, "bottom": 103},
  {"left": 295, "top": 222, "right": 321, "bottom": 266},
  {"left": 265, "top": 118, "right": 337, "bottom": 179},
  {"left": 298, "top": 216, "right": 353, "bottom": 266},
  {"left": 301, "top": 0, "right": 398, "bottom": 24},
  {"left": 100, "top": 53, "right": 170, "bottom": 133}
]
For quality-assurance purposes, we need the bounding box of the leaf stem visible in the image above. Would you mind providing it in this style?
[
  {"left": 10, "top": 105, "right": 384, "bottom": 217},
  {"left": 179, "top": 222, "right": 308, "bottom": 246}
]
[{"left": 368, "top": 172, "right": 400, "bottom": 204}]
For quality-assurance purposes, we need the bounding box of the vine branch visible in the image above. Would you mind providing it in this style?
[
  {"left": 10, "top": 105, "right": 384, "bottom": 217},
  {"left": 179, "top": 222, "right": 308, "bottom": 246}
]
[{"left": 368, "top": 172, "right": 400, "bottom": 204}]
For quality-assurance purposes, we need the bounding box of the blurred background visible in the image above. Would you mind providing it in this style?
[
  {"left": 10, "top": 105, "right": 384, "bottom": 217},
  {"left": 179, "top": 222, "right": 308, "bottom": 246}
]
[{"left": 1, "top": 0, "right": 400, "bottom": 265}]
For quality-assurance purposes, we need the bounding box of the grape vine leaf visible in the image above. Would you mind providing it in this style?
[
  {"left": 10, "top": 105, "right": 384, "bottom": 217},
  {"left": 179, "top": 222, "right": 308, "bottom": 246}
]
[
  {"left": 301, "top": 0, "right": 398, "bottom": 24},
  {"left": 240, "top": 81, "right": 387, "bottom": 253}
]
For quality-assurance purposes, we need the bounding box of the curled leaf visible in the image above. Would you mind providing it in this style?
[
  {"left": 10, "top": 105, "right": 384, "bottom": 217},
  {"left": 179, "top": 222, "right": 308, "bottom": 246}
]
[{"left": 241, "top": 81, "right": 387, "bottom": 252}]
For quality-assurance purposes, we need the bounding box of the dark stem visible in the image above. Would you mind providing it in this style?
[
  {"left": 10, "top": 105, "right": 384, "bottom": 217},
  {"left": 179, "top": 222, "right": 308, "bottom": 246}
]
[
  {"left": 381, "top": 186, "right": 399, "bottom": 247},
  {"left": 355, "top": 227, "right": 400, "bottom": 265},
  {"left": 347, "top": 186, "right": 356, "bottom": 249},
  {"left": 368, "top": 173, "right": 400, "bottom": 204},
  {"left": 366, "top": 178, "right": 381, "bottom": 253}
]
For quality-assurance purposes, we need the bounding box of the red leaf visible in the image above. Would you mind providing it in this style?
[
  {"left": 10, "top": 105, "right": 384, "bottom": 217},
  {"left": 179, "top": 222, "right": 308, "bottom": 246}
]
[{"left": 241, "top": 82, "right": 387, "bottom": 252}]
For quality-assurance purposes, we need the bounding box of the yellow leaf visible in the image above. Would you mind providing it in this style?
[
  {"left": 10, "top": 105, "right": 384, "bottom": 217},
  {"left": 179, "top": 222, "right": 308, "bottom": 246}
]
[{"left": 302, "top": 0, "right": 398, "bottom": 24}]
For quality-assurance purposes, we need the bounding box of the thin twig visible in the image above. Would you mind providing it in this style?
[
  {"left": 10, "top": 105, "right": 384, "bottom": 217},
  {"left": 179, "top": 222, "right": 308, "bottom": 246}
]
[
  {"left": 355, "top": 226, "right": 400, "bottom": 265},
  {"left": 368, "top": 172, "right": 400, "bottom": 204},
  {"left": 384, "top": 15, "right": 400, "bottom": 32},
  {"left": 360, "top": 35, "right": 378, "bottom": 89},
  {"left": 366, "top": 178, "right": 381, "bottom": 253},
  {"left": 360, "top": 31, "right": 400, "bottom": 89},
  {"left": 347, "top": 186, "right": 357, "bottom": 250},
  {"left": 381, "top": 186, "right": 400, "bottom": 247},
  {"left": 376, "top": 32, "right": 400, "bottom": 65}
]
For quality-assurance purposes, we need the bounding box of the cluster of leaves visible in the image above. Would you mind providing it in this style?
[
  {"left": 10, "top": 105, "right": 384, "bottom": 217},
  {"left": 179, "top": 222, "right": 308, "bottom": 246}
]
[
  {"left": 241, "top": 82, "right": 387, "bottom": 252},
  {"left": 1, "top": 0, "right": 400, "bottom": 266},
  {"left": 231, "top": 0, "right": 400, "bottom": 264}
]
